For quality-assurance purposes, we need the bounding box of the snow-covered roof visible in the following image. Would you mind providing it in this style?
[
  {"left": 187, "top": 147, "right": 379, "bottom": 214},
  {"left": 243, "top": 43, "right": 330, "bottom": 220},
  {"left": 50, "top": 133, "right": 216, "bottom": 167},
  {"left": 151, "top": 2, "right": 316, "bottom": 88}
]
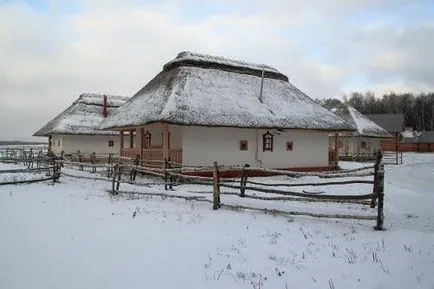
[
  {"left": 33, "top": 93, "right": 129, "bottom": 137},
  {"left": 98, "top": 52, "right": 352, "bottom": 131},
  {"left": 330, "top": 105, "right": 392, "bottom": 138},
  {"left": 164, "top": 51, "right": 280, "bottom": 74}
]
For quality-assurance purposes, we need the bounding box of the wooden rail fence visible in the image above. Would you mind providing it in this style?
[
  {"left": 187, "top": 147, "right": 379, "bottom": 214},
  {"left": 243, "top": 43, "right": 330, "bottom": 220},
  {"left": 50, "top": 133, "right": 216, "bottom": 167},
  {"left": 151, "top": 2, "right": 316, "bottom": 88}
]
[
  {"left": 1, "top": 147, "right": 387, "bottom": 230},
  {"left": 108, "top": 151, "right": 386, "bottom": 230}
]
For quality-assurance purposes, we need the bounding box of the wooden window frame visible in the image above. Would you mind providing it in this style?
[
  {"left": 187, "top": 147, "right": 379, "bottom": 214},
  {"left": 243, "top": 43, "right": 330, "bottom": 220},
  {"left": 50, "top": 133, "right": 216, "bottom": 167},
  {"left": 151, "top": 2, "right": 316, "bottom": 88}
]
[
  {"left": 239, "top": 140, "right": 248, "bottom": 151},
  {"left": 144, "top": 131, "right": 152, "bottom": 149},
  {"left": 263, "top": 131, "right": 273, "bottom": 152},
  {"left": 286, "top": 141, "right": 293, "bottom": 151}
]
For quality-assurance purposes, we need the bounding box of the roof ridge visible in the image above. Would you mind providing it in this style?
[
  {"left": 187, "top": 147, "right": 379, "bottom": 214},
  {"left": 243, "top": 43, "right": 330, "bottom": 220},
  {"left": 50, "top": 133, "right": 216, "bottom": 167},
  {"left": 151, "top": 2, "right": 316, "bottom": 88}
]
[
  {"left": 347, "top": 106, "right": 391, "bottom": 137},
  {"left": 162, "top": 51, "right": 289, "bottom": 82}
]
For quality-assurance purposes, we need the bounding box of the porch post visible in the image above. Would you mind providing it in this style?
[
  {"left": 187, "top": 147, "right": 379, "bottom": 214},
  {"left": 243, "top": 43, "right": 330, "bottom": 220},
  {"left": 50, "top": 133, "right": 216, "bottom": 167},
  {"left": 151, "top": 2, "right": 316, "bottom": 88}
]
[
  {"left": 129, "top": 129, "right": 134, "bottom": 149},
  {"left": 356, "top": 136, "right": 361, "bottom": 160},
  {"left": 120, "top": 131, "right": 124, "bottom": 149},
  {"left": 136, "top": 127, "right": 143, "bottom": 162},
  {"left": 334, "top": 133, "right": 339, "bottom": 168},
  {"left": 162, "top": 123, "right": 169, "bottom": 163},
  {"left": 48, "top": 135, "right": 52, "bottom": 153}
]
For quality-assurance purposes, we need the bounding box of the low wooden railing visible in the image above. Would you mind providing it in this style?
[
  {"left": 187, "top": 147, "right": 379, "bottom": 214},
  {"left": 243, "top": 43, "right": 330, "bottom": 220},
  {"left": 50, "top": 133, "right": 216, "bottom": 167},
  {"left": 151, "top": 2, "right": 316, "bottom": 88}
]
[
  {"left": 120, "top": 148, "right": 140, "bottom": 159},
  {"left": 141, "top": 148, "right": 183, "bottom": 166},
  {"left": 121, "top": 148, "right": 183, "bottom": 166}
]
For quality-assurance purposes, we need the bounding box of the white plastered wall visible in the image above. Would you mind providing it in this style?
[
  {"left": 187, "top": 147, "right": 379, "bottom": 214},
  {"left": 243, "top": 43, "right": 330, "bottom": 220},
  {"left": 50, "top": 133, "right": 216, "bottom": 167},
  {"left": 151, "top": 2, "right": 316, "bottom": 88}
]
[
  {"left": 52, "top": 134, "right": 120, "bottom": 155},
  {"left": 182, "top": 127, "right": 329, "bottom": 168}
]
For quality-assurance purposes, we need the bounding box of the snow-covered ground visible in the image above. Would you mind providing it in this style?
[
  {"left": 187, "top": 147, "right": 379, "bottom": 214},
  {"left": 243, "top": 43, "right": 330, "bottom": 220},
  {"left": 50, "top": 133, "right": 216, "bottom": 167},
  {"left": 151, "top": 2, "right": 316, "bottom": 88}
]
[{"left": 1, "top": 153, "right": 433, "bottom": 289}]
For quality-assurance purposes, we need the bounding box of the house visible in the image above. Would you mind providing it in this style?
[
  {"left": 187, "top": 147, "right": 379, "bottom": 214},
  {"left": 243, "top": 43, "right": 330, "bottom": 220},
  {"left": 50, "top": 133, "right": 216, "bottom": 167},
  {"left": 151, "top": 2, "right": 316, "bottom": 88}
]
[
  {"left": 365, "top": 113, "right": 405, "bottom": 151},
  {"left": 98, "top": 51, "right": 352, "bottom": 171},
  {"left": 33, "top": 93, "right": 129, "bottom": 155},
  {"left": 329, "top": 105, "right": 392, "bottom": 161}
]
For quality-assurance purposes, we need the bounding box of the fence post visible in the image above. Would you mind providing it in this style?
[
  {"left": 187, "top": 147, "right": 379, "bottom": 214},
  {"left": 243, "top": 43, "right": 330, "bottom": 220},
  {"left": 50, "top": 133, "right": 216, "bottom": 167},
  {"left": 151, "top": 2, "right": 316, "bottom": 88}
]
[
  {"left": 51, "top": 155, "right": 56, "bottom": 184},
  {"left": 116, "top": 164, "right": 121, "bottom": 193},
  {"left": 239, "top": 164, "right": 250, "bottom": 197},
  {"left": 57, "top": 160, "right": 61, "bottom": 181},
  {"left": 375, "top": 151, "right": 385, "bottom": 230},
  {"left": 168, "top": 157, "right": 173, "bottom": 190},
  {"left": 370, "top": 151, "right": 381, "bottom": 208},
  {"left": 53, "top": 158, "right": 61, "bottom": 182},
  {"left": 164, "top": 158, "right": 168, "bottom": 190},
  {"left": 60, "top": 151, "right": 64, "bottom": 167},
  {"left": 213, "top": 161, "right": 221, "bottom": 210},
  {"left": 90, "top": 152, "right": 96, "bottom": 173},
  {"left": 131, "top": 154, "right": 140, "bottom": 181},
  {"left": 78, "top": 150, "right": 83, "bottom": 171},
  {"left": 36, "top": 151, "right": 40, "bottom": 168},
  {"left": 22, "top": 151, "right": 27, "bottom": 166},
  {"left": 107, "top": 153, "right": 113, "bottom": 178},
  {"left": 111, "top": 163, "right": 118, "bottom": 194},
  {"left": 29, "top": 148, "right": 34, "bottom": 168}
]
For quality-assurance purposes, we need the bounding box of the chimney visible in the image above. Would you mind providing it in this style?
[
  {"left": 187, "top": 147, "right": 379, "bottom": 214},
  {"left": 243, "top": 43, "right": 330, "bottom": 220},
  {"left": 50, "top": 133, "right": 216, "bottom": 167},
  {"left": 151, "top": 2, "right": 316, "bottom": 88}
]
[{"left": 103, "top": 95, "right": 108, "bottom": 117}]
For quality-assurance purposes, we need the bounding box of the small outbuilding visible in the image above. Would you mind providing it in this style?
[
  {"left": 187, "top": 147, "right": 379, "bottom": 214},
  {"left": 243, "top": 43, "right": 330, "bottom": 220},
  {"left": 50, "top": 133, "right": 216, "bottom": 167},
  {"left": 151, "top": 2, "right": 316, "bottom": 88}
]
[
  {"left": 98, "top": 52, "right": 352, "bottom": 170},
  {"left": 329, "top": 105, "right": 392, "bottom": 161},
  {"left": 365, "top": 113, "right": 405, "bottom": 152},
  {"left": 33, "top": 93, "right": 129, "bottom": 155}
]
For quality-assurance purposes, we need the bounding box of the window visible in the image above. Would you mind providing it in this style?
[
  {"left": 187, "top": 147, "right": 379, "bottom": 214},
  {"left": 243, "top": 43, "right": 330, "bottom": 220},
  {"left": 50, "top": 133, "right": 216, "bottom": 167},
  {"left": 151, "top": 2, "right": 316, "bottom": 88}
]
[
  {"left": 263, "top": 131, "right": 273, "bottom": 152},
  {"left": 57, "top": 140, "right": 60, "bottom": 147},
  {"left": 144, "top": 131, "right": 152, "bottom": 148},
  {"left": 108, "top": 140, "right": 114, "bottom": 147},
  {"left": 361, "top": 141, "right": 367, "bottom": 149},
  {"left": 286, "top": 141, "right": 293, "bottom": 151},
  {"left": 239, "top": 140, "right": 248, "bottom": 151}
]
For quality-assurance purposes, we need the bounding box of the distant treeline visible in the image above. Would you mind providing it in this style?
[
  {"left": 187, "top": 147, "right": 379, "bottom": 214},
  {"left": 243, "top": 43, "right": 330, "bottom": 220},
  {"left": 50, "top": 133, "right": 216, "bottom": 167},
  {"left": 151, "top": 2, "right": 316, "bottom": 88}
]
[{"left": 317, "top": 92, "right": 434, "bottom": 131}]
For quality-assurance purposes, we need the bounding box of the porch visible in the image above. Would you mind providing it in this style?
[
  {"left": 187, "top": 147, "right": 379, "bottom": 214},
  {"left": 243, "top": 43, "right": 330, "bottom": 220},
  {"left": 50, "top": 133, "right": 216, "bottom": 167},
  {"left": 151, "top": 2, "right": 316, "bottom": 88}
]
[
  {"left": 119, "top": 123, "right": 183, "bottom": 167},
  {"left": 121, "top": 148, "right": 183, "bottom": 166}
]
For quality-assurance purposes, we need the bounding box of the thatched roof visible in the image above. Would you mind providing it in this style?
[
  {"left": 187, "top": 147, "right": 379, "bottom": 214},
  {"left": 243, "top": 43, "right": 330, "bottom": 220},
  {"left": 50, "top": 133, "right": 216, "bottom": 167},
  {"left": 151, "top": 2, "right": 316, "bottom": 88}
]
[
  {"left": 33, "top": 93, "right": 129, "bottom": 137},
  {"left": 329, "top": 105, "right": 392, "bottom": 138},
  {"left": 98, "top": 51, "right": 352, "bottom": 131},
  {"left": 365, "top": 114, "right": 405, "bottom": 133}
]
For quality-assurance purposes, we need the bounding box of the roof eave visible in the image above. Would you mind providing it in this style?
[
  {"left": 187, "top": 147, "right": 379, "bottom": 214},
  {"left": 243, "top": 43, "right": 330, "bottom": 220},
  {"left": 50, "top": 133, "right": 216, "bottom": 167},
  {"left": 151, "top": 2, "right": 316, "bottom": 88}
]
[{"left": 99, "top": 120, "right": 355, "bottom": 132}]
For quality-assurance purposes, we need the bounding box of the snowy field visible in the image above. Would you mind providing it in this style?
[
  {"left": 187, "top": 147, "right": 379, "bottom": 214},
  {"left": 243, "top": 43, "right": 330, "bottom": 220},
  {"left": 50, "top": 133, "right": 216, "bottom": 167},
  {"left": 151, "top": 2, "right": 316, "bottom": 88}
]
[{"left": 1, "top": 153, "right": 433, "bottom": 289}]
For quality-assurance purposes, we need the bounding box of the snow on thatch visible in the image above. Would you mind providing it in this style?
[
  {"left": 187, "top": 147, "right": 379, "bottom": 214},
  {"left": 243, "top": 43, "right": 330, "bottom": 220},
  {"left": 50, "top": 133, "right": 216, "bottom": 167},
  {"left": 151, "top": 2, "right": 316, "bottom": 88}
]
[
  {"left": 98, "top": 52, "right": 352, "bottom": 131},
  {"left": 330, "top": 105, "right": 392, "bottom": 138},
  {"left": 33, "top": 93, "right": 129, "bottom": 137}
]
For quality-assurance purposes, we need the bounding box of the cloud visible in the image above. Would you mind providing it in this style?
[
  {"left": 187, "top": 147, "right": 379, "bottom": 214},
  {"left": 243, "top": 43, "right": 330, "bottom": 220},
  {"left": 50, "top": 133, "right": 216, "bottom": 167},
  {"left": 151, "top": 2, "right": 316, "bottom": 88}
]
[{"left": 0, "top": 0, "right": 433, "bottom": 140}]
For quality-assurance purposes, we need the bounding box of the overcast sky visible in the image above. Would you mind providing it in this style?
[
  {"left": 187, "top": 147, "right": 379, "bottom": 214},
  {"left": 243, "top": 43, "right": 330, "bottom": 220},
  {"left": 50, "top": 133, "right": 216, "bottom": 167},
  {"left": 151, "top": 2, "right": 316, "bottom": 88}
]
[{"left": 1, "top": 0, "right": 433, "bottom": 140}]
